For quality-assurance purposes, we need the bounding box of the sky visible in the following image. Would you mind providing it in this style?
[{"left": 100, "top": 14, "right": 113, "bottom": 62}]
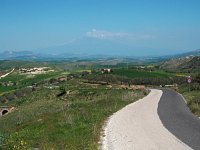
[{"left": 0, "top": 0, "right": 200, "bottom": 55}]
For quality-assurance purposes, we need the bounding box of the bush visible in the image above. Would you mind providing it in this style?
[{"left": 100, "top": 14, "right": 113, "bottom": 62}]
[{"left": 57, "top": 86, "right": 66, "bottom": 97}]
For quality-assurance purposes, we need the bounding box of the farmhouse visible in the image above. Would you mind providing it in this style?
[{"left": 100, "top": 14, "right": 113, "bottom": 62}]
[
  {"left": 58, "top": 76, "right": 67, "bottom": 82},
  {"left": 101, "top": 68, "right": 113, "bottom": 73}
]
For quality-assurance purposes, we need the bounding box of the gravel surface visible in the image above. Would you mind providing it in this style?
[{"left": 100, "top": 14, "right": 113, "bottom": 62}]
[{"left": 101, "top": 89, "right": 192, "bottom": 150}]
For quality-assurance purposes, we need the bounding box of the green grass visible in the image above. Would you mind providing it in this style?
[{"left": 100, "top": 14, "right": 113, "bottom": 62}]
[
  {"left": 0, "top": 79, "right": 147, "bottom": 149},
  {"left": 111, "top": 69, "right": 173, "bottom": 79},
  {"left": 0, "top": 71, "right": 63, "bottom": 94},
  {"left": 0, "top": 72, "right": 26, "bottom": 83},
  {"left": 178, "top": 84, "right": 200, "bottom": 116},
  {"left": 0, "top": 86, "right": 16, "bottom": 94},
  {"left": 18, "top": 71, "right": 63, "bottom": 86}
]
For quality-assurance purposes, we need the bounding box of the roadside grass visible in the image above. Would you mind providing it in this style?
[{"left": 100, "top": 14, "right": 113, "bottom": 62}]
[
  {"left": 0, "top": 79, "right": 147, "bottom": 149},
  {"left": 178, "top": 85, "right": 200, "bottom": 116},
  {"left": 111, "top": 69, "right": 173, "bottom": 79}
]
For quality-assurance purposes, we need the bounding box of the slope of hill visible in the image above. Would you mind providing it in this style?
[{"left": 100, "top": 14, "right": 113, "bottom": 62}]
[
  {"left": 175, "top": 49, "right": 200, "bottom": 57},
  {"left": 161, "top": 56, "right": 200, "bottom": 72}
]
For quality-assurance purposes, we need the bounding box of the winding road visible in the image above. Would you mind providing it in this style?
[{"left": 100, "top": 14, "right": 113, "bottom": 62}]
[
  {"left": 158, "top": 89, "right": 200, "bottom": 150},
  {"left": 0, "top": 68, "right": 15, "bottom": 79},
  {"left": 101, "top": 89, "right": 200, "bottom": 150}
]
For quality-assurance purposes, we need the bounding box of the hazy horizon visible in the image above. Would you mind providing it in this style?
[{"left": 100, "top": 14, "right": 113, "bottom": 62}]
[{"left": 0, "top": 0, "right": 200, "bottom": 56}]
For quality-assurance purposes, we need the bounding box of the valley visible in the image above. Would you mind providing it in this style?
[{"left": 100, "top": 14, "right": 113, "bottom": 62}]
[
  {"left": 0, "top": 51, "right": 200, "bottom": 149},
  {"left": 1, "top": 1, "right": 200, "bottom": 149}
]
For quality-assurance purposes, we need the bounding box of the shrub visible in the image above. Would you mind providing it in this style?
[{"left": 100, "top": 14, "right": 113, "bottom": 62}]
[{"left": 57, "top": 86, "right": 66, "bottom": 97}]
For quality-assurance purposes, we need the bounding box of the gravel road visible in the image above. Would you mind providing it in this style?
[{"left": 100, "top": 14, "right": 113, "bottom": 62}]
[{"left": 101, "top": 89, "right": 192, "bottom": 150}]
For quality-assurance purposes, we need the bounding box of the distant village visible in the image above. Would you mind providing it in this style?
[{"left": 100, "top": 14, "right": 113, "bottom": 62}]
[
  {"left": 100, "top": 68, "right": 113, "bottom": 73},
  {"left": 19, "top": 67, "right": 54, "bottom": 74}
]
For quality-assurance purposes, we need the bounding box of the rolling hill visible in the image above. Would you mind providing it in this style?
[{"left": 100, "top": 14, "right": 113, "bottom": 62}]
[{"left": 161, "top": 56, "right": 200, "bottom": 72}]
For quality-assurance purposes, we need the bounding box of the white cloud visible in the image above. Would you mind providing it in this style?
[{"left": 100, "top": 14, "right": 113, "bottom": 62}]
[
  {"left": 86, "top": 29, "right": 130, "bottom": 39},
  {"left": 86, "top": 29, "right": 156, "bottom": 40}
]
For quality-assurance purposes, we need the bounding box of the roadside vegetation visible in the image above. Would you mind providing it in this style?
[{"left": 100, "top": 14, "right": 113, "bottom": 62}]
[
  {"left": 0, "top": 79, "right": 148, "bottom": 149},
  {"left": 177, "top": 74, "right": 200, "bottom": 116},
  {"left": 160, "top": 56, "right": 200, "bottom": 116}
]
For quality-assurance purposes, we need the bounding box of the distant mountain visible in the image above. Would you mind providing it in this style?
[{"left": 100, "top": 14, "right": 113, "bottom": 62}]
[
  {"left": 38, "top": 36, "right": 169, "bottom": 57},
  {"left": 0, "top": 51, "right": 37, "bottom": 59},
  {"left": 0, "top": 50, "right": 118, "bottom": 61},
  {"left": 0, "top": 51, "right": 53, "bottom": 60},
  {"left": 173, "top": 49, "right": 200, "bottom": 58},
  {"left": 0, "top": 47, "right": 200, "bottom": 63}
]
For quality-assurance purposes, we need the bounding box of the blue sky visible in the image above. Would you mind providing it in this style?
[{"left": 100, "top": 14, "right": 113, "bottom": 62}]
[{"left": 0, "top": 0, "right": 200, "bottom": 55}]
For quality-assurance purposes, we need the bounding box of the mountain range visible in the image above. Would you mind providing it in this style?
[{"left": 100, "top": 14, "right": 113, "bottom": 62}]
[
  {"left": 37, "top": 37, "right": 169, "bottom": 57},
  {"left": 0, "top": 48, "right": 199, "bottom": 60},
  {"left": 0, "top": 36, "right": 199, "bottom": 61}
]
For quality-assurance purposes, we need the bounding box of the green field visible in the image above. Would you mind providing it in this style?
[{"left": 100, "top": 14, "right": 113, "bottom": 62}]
[
  {"left": 0, "top": 79, "right": 147, "bottom": 149},
  {"left": 111, "top": 69, "right": 173, "bottom": 79},
  {"left": 0, "top": 86, "right": 16, "bottom": 94},
  {"left": 0, "top": 71, "right": 63, "bottom": 95}
]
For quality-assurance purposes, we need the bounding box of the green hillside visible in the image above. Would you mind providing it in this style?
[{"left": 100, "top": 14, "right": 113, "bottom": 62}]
[{"left": 0, "top": 79, "right": 147, "bottom": 149}]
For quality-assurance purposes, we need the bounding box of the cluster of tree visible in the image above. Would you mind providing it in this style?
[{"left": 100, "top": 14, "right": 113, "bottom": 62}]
[
  {"left": 84, "top": 74, "right": 121, "bottom": 84},
  {"left": 129, "top": 77, "right": 186, "bottom": 86},
  {"left": 83, "top": 74, "right": 186, "bottom": 86}
]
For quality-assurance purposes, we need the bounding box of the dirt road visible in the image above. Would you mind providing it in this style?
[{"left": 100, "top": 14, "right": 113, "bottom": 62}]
[{"left": 0, "top": 68, "right": 15, "bottom": 79}]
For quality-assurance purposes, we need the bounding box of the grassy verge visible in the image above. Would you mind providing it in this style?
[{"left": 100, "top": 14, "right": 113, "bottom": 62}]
[
  {"left": 0, "top": 79, "right": 148, "bottom": 149},
  {"left": 178, "top": 85, "right": 200, "bottom": 116}
]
